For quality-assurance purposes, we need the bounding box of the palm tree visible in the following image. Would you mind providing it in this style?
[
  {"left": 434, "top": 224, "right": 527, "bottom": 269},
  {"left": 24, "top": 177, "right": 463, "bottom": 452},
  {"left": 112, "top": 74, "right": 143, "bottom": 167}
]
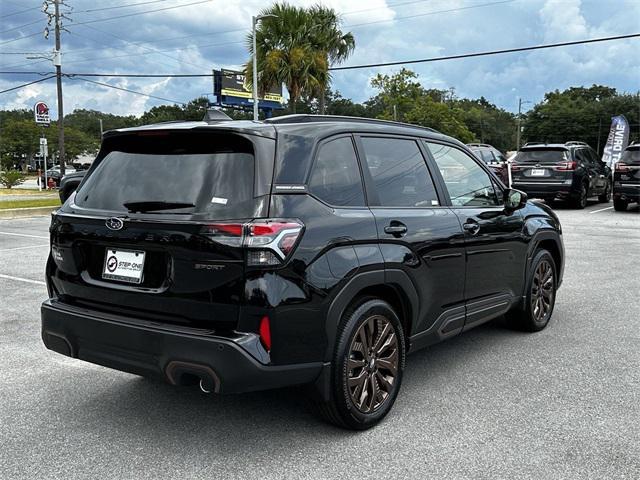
[
  {"left": 245, "top": 3, "right": 354, "bottom": 114},
  {"left": 307, "top": 5, "right": 355, "bottom": 114}
]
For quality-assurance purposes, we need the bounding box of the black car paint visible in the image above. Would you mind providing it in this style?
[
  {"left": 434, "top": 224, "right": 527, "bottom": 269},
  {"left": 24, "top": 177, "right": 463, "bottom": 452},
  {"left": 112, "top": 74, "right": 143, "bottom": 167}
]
[
  {"left": 511, "top": 144, "right": 611, "bottom": 203},
  {"left": 42, "top": 118, "right": 564, "bottom": 397},
  {"left": 614, "top": 144, "right": 640, "bottom": 204}
]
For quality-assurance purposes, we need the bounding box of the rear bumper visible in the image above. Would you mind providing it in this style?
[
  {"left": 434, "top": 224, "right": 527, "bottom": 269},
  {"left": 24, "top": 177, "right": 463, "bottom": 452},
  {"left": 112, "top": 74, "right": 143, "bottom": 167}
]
[
  {"left": 41, "top": 299, "right": 323, "bottom": 394},
  {"left": 512, "top": 181, "right": 576, "bottom": 200},
  {"left": 613, "top": 184, "right": 640, "bottom": 201}
]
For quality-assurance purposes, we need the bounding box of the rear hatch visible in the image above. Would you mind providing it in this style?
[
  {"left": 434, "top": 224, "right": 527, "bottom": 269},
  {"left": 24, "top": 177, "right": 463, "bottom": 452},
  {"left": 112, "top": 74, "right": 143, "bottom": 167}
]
[
  {"left": 511, "top": 148, "right": 574, "bottom": 184},
  {"left": 615, "top": 146, "right": 640, "bottom": 185},
  {"left": 48, "top": 129, "right": 274, "bottom": 330}
]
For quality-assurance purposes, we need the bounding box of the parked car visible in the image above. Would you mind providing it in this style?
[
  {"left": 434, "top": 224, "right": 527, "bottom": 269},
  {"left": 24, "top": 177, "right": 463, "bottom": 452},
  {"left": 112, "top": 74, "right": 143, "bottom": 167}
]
[
  {"left": 40, "top": 166, "right": 76, "bottom": 188},
  {"left": 41, "top": 114, "right": 564, "bottom": 430},
  {"left": 467, "top": 143, "right": 509, "bottom": 184},
  {"left": 58, "top": 170, "right": 87, "bottom": 203},
  {"left": 613, "top": 141, "right": 640, "bottom": 211},
  {"left": 510, "top": 141, "right": 612, "bottom": 208}
]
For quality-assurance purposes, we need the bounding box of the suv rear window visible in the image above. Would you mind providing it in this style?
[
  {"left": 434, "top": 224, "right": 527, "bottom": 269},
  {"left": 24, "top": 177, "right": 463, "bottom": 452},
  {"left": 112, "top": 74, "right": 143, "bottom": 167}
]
[
  {"left": 622, "top": 147, "right": 640, "bottom": 165},
  {"left": 75, "top": 133, "right": 257, "bottom": 219},
  {"left": 515, "top": 149, "right": 569, "bottom": 163}
]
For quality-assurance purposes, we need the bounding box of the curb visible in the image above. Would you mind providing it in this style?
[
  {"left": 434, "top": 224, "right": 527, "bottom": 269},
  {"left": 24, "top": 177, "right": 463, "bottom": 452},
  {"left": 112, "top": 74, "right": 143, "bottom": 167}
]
[{"left": 0, "top": 206, "right": 58, "bottom": 219}]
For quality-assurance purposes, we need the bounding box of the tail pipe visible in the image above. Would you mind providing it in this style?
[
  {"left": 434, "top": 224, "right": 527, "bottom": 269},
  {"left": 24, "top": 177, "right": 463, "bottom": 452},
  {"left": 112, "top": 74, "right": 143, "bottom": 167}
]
[{"left": 165, "top": 360, "right": 220, "bottom": 394}]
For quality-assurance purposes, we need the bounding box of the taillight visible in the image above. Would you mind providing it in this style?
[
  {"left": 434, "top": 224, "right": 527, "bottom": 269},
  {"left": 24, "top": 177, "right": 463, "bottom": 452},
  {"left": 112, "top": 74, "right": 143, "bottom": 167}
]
[
  {"left": 554, "top": 161, "right": 577, "bottom": 171},
  {"left": 201, "top": 219, "right": 304, "bottom": 266},
  {"left": 259, "top": 315, "right": 271, "bottom": 352},
  {"left": 615, "top": 163, "right": 630, "bottom": 172},
  {"left": 510, "top": 163, "right": 521, "bottom": 172}
]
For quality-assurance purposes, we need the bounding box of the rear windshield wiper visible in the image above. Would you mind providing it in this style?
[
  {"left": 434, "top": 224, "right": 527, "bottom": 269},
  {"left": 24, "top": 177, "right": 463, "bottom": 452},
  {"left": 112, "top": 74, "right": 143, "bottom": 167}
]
[{"left": 123, "top": 200, "right": 195, "bottom": 213}]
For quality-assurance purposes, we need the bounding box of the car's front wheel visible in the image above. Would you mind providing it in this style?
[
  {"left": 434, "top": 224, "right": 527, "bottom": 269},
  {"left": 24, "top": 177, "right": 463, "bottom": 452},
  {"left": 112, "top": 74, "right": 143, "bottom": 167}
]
[
  {"left": 314, "top": 298, "right": 406, "bottom": 430},
  {"left": 507, "top": 249, "right": 557, "bottom": 332}
]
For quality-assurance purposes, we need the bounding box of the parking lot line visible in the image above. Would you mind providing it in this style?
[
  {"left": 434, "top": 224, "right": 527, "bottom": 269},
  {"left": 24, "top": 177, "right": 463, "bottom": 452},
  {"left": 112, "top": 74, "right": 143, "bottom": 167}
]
[
  {"left": 589, "top": 206, "right": 614, "bottom": 214},
  {"left": 0, "top": 244, "right": 50, "bottom": 252},
  {"left": 0, "top": 231, "right": 49, "bottom": 239},
  {"left": 0, "top": 273, "right": 46, "bottom": 286}
]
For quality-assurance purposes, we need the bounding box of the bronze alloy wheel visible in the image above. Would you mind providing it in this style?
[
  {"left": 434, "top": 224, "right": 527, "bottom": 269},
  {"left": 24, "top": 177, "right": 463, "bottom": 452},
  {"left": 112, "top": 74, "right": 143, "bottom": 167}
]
[
  {"left": 347, "top": 315, "right": 399, "bottom": 413},
  {"left": 531, "top": 259, "right": 555, "bottom": 323}
]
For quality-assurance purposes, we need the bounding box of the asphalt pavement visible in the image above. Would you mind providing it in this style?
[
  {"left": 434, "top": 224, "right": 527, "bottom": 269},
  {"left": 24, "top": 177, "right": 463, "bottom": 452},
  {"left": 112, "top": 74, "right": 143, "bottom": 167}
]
[{"left": 0, "top": 202, "right": 638, "bottom": 479}]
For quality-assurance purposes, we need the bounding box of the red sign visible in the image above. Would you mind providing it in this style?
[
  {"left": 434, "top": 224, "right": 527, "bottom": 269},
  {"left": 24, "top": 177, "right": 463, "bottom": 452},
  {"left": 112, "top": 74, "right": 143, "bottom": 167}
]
[{"left": 34, "top": 101, "right": 50, "bottom": 125}]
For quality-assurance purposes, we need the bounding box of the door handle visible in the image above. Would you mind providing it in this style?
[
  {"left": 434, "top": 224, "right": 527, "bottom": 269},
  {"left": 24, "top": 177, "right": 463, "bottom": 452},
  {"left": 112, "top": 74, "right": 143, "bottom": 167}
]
[
  {"left": 384, "top": 222, "right": 407, "bottom": 236},
  {"left": 463, "top": 221, "right": 480, "bottom": 235}
]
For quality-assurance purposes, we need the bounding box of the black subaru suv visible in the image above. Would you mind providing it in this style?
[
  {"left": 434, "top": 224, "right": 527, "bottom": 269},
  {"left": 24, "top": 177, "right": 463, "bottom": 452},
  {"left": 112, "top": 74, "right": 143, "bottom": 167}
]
[
  {"left": 42, "top": 114, "right": 564, "bottom": 430},
  {"left": 511, "top": 141, "right": 612, "bottom": 208},
  {"left": 613, "top": 142, "right": 640, "bottom": 211}
]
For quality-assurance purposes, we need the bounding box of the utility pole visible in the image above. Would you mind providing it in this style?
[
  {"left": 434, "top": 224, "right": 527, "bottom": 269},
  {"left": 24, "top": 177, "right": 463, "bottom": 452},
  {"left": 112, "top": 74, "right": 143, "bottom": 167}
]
[
  {"left": 516, "top": 97, "right": 532, "bottom": 150},
  {"left": 53, "top": 0, "right": 65, "bottom": 175}
]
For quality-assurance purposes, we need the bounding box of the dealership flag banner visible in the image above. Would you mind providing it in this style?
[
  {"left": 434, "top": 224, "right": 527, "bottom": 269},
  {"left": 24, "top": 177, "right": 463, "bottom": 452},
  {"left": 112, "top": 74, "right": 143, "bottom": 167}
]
[{"left": 601, "top": 115, "right": 630, "bottom": 169}]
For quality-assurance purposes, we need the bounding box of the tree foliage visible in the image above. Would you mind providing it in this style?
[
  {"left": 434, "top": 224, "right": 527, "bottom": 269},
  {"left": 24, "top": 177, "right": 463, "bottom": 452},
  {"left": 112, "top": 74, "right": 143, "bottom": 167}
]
[
  {"left": 245, "top": 2, "right": 353, "bottom": 113},
  {"left": 523, "top": 85, "right": 640, "bottom": 154}
]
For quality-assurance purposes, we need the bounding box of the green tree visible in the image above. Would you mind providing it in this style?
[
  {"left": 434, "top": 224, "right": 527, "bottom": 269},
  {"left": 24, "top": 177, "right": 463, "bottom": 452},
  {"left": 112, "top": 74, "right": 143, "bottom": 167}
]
[
  {"left": 454, "top": 97, "right": 517, "bottom": 151},
  {"left": 523, "top": 85, "right": 640, "bottom": 153},
  {"left": 366, "top": 68, "right": 426, "bottom": 121},
  {"left": 306, "top": 5, "right": 354, "bottom": 114},
  {"left": 405, "top": 96, "right": 475, "bottom": 143},
  {"left": 0, "top": 118, "right": 40, "bottom": 169},
  {"left": 65, "top": 109, "right": 139, "bottom": 140}
]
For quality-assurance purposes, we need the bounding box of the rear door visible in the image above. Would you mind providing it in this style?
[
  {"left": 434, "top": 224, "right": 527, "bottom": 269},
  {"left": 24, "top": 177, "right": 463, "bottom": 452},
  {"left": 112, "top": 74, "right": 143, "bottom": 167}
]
[
  {"left": 49, "top": 130, "right": 271, "bottom": 330},
  {"left": 357, "top": 135, "right": 466, "bottom": 338},
  {"left": 424, "top": 142, "right": 527, "bottom": 330}
]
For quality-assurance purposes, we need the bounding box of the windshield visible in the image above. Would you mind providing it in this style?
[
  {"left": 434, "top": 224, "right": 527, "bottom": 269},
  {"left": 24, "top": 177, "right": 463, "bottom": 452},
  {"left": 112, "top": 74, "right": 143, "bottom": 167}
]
[
  {"left": 75, "top": 150, "right": 255, "bottom": 218},
  {"left": 514, "top": 149, "right": 569, "bottom": 163},
  {"left": 622, "top": 148, "right": 640, "bottom": 165}
]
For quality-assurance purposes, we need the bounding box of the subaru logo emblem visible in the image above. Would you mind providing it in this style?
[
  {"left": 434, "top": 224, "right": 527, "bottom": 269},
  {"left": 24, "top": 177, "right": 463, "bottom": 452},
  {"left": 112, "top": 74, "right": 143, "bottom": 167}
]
[{"left": 105, "top": 217, "right": 124, "bottom": 231}]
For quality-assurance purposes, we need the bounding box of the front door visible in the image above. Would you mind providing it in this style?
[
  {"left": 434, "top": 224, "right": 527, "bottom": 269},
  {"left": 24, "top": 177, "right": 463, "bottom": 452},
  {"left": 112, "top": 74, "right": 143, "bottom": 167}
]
[
  {"left": 357, "top": 135, "right": 467, "bottom": 341},
  {"left": 424, "top": 142, "right": 526, "bottom": 330}
]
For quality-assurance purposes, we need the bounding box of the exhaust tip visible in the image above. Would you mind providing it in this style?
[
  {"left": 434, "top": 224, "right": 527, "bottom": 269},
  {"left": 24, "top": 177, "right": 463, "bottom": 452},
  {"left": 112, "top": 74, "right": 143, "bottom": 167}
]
[{"left": 165, "top": 360, "right": 220, "bottom": 393}]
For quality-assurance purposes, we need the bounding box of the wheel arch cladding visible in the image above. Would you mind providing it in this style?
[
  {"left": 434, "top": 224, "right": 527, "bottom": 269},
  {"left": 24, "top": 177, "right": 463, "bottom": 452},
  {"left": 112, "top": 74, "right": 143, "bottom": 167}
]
[{"left": 325, "top": 270, "right": 418, "bottom": 361}]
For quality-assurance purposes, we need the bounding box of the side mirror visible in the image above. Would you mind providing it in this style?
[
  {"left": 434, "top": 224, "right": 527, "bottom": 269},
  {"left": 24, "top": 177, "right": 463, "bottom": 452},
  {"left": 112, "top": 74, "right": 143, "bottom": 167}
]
[
  {"left": 59, "top": 178, "right": 83, "bottom": 203},
  {"left": 504, "top": 188, "right": 527, "bottom": 211}
]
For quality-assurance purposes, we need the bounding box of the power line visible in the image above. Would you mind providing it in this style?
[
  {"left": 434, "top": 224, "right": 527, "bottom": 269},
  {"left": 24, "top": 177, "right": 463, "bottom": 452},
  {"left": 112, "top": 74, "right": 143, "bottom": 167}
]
[
  {"left": 329, "top": 33, "right": 640, "bottom": 71},
  {"left": 0, "top": 75, "right": 55, "bottom": 94},
  {"left": 72, "top": 0, "right": 213, "bottom": 26},
  {"left": 71, "top": 76, "right": 186, "bottom": 105},
  {"left": 2, "top": 33, "right": 638, "bottom": 79},
  {"left": 0, "top": 19, "right": 42, "bottom": 36},
  {"left": 0, "top": 31, "right": 42, "bottom": 46},
  {"left": 74, "top": 0, "right": 169, "bottom": 14},
  {"left": 347, "top": 0, "right": 516, "bottom": 28},
  {"left": 0, "top": 6, "right": 41, "bottom": 20}
]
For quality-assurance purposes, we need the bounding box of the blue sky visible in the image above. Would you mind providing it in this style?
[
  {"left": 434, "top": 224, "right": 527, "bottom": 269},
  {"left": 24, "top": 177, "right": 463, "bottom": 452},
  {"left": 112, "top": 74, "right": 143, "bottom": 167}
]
[{"left": 0, "top": 0, "right": 638, "bottom": 118}]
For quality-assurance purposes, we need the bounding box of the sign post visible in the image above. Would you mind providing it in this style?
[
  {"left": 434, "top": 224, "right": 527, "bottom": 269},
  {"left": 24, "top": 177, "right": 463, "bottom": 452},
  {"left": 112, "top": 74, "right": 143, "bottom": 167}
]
[{"left": 34, "top": 101, "right": 50, "bottom": 190}]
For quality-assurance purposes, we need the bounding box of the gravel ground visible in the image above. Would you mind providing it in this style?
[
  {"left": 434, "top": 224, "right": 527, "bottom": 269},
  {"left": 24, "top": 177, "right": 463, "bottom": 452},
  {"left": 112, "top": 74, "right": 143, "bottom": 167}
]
[{"left": 0, "top": 202, "right": 638, "bottom": 479}]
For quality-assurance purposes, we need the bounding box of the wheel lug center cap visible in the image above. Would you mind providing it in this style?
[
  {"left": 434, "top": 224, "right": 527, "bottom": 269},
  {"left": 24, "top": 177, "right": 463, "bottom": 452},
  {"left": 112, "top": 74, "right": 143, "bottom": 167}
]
[{"left": 368, "top": 358, "right": 375, "bottom": 371}]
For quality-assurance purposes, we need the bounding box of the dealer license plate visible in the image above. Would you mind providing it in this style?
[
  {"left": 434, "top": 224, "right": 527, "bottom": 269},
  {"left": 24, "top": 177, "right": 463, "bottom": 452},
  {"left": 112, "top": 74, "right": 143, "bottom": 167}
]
[
  {"left": 102, "top": 249, "right": 146, "bottom": 284},
  {"left": 530, "top": 168, "right": 546, "bottom": 176}
]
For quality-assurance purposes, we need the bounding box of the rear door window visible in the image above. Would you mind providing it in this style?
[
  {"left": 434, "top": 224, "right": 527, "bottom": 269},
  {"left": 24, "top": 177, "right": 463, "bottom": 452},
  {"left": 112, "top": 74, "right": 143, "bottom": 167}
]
[
  {"left": 360, "top": 137, "right": 439, "bottom": 207},
  {"left": 74, "top": 133, "right": 257, "bottom": 219},
  {"left": 308, "top": 136, "right": 365, "bottom": 207}
]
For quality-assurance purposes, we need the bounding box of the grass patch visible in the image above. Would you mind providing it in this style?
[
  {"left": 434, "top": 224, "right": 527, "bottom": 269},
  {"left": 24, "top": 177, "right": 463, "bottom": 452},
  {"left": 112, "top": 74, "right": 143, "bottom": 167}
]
[
  {"left": 0, "top": 188, "right": 55, "bottom": 196},
  {"left": 0, "top": 198, "right": 61, "bottom": 210}
]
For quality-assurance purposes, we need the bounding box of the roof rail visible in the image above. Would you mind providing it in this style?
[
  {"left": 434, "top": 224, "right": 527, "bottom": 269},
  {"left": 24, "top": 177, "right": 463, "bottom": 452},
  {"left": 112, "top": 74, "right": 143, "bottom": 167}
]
[
  {"left": 522, "top": 142, "right": 546, "bottom": 147},
  {"left": 467, "top": 143, "right": 492, "bottom": 148},
  {"left": 564, "top": 141, "right": 589, "bottom": 147},
  {"left": 265, "top": 114, "right": 440, "bottom": 133}
]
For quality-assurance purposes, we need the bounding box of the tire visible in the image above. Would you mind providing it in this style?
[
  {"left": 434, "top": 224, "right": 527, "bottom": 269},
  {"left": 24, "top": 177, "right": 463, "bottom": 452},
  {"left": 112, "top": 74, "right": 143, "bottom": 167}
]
[
  {"left": 313, "top": 298, "right": 406, "bottom": 430},
  {"left": 598, "top": 180, "right": 612, "bottom": 203},
  {"left": 506, "top": 249, "right": 557, "bottom": 332},
  {"left": 613, "top": 198, "right": 628, "bottom": 211},
  {"left": 571, "top": 182, "right": 588, "bottom": 209}
]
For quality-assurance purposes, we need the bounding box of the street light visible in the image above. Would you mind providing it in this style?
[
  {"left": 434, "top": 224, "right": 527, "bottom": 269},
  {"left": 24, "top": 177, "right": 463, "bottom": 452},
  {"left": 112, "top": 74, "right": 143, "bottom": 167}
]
[{"left": 252, "top": 14, "right": 277, "bottom": 121}]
